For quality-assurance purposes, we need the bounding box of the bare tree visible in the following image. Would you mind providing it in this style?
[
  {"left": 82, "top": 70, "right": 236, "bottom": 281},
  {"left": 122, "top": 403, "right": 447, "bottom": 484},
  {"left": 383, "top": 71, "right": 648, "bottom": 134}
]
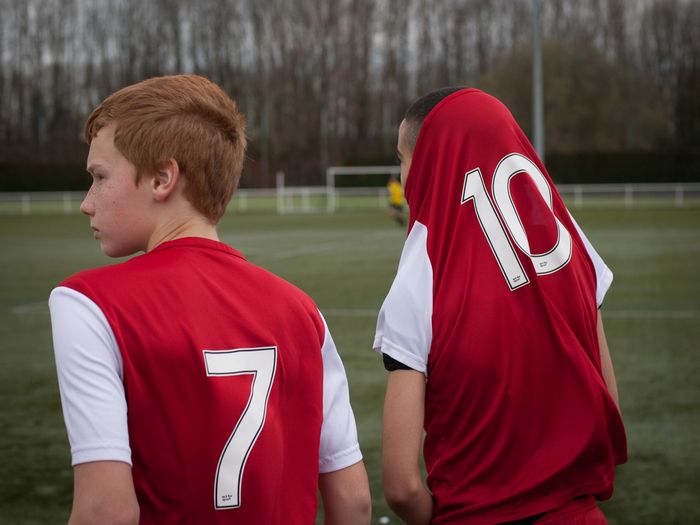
[{"left": 0, "top": 0, "right": 696, "bottom": 183}]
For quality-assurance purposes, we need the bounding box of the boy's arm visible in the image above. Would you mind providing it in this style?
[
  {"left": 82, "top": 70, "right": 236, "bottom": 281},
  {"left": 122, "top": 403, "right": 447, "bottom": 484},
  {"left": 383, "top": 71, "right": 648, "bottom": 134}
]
[
  {"left": 50, "top": 287, "right": 135, "bottom": 523},
  {"left": 319, "top": 461, "right": 372, "bottom": 525},
  {"left": 69, "top": 462, "right": 139, "bottom": 525},
  {"left": 382, "top": 370, "right": 433, "bottom": 525},
  {"left": 317, "top": 312, "right": 370, "bottom": 522},
  {"left": 597, "top": 310, "right": 620, "bottom": 411}
]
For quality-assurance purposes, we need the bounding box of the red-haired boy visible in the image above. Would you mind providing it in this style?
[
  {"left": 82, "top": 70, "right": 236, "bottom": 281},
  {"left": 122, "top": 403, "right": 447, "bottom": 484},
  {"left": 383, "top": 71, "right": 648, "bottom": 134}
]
[{"left": 49, "top": 75, "right": 370, "bottom": 525}]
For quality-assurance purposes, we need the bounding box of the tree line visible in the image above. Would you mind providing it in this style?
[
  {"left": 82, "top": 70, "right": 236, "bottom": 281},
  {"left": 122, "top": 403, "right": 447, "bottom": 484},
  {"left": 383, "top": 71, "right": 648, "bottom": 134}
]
[{"left": 1, "top": 0, "right": 698, "bottom": 187}]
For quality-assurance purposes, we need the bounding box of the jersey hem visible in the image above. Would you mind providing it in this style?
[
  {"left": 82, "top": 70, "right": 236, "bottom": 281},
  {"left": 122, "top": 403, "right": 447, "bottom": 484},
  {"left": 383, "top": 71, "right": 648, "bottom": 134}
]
[
  {"left": 434, "top": 475, "right": 615, "bottom": 525},
  {"left": 536, "top": 495, "right": 596, "bottom": 524}
]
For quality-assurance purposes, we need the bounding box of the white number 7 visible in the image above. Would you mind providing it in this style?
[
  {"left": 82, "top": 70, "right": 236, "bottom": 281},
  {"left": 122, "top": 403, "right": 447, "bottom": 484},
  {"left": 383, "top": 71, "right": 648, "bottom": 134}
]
[{"left": 203, "top": 347, "right": 277, "bottom": 509}]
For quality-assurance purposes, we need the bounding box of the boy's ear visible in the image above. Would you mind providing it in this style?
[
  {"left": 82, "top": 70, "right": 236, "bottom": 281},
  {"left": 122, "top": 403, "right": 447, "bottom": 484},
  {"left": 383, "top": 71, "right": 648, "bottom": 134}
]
[{"left": 151, "top": 159, "right": 181, "bottom": 201}]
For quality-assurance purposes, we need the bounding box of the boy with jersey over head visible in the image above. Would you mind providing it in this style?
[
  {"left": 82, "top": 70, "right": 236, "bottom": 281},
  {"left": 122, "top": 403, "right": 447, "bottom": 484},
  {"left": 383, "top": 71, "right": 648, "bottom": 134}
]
[
  {"left": 375, "top": 88, "right": 626, "bottom": 525},
  {"left": 49, "top": 75, "right": 371, "bottom": 525}
]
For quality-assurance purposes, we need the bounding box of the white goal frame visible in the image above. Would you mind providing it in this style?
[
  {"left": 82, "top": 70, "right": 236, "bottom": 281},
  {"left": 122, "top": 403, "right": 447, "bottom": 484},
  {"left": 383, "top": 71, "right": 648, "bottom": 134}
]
[{"left": 325, "top": 165, "right": 401, "bottom": 213}]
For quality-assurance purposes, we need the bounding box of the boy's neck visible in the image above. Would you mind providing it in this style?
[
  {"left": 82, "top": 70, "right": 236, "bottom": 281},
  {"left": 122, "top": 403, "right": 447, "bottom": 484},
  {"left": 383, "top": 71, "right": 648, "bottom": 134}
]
[{"left": 146, "top": 214, "right": 219, "bottom": 253}]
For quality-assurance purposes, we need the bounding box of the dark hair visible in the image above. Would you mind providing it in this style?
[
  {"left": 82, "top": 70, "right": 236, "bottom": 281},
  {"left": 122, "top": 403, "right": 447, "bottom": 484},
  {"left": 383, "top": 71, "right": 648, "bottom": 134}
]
[{"left": 403, "top": 86, "right": 465, "bottom": 150}]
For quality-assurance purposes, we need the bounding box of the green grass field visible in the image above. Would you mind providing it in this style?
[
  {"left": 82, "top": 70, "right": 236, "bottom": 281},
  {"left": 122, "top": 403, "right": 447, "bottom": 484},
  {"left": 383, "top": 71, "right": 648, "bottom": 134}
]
[{"left": 1, "top": 205, "right": 699, "bottom": 524}]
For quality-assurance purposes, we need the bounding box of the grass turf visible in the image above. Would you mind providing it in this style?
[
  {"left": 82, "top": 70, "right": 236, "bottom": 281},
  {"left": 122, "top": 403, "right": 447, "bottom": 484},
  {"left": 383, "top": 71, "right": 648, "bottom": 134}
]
[{"left": 0, "top": 205, "right": 698, "bottom": 523}]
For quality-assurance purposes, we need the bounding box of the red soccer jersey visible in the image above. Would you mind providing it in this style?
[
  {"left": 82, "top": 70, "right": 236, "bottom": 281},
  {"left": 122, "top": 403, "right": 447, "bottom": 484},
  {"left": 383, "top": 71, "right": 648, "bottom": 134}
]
[
  {"left": 51, "top": 237, "right": 361, "bottom": 524},
  {"left": 374, "top": 90, "right": 627, "bottom": 524}
]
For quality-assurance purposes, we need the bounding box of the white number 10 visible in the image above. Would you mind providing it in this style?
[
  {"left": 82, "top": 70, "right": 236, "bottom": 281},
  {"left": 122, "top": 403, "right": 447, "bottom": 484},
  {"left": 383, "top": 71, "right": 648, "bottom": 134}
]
[
  {"left": 203, "top": 347, "right": 277, "bottom": 509},
  {"left": 461, "top": 153, "right": 572, "bottom": 290}
]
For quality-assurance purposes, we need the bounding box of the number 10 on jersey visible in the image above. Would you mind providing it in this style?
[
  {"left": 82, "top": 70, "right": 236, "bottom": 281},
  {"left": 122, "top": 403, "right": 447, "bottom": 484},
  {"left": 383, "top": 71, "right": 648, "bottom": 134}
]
[{"left": 461, "top": 153, "right": 572, "bottom": 290}]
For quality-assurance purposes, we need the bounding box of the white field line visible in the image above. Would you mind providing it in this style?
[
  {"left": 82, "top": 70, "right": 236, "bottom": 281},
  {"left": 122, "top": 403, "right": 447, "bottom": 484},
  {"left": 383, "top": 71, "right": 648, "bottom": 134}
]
[
  {"left": 266, "top": 241, "right": 351, "bottom": 260},
  {"left": 245, "top": 231, "right": 397, "bottom": 261},
  {"left": 602, "top": 309, "right": 700, "bottom": 320},
  {"left": 9, "top": 302, "right": 700, "bottom": 321},
  {"left": 322, "top": 308, "right": 700, "bottom": 319},
  {"left": 322, "top": 308, "right": 379, "bottom": 317},
  {"left": 10, "top": 302, "right": 47, "bottom": 314}
]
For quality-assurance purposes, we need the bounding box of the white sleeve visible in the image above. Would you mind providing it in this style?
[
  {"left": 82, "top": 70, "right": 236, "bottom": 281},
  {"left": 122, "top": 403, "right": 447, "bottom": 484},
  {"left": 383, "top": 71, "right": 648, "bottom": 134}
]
[
  {"left": 49, "top": 286, "right": 131, "bottom": 466},
  {"left": 373, "top": 221, "right": 433, "bottom": 374},
  {"left": 568, "top": 213, "right": 614, "bottom": 307},
  {"left": 317, "top": 312, "right": 363, "bottom": 473}
]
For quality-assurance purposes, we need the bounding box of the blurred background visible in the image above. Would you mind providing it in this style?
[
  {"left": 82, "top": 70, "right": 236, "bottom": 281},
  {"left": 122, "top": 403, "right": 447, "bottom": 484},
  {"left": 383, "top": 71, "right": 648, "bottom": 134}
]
[
  {"left": 0, "top": 0, "right": 698, "bottom": 191},
  {"left": 1, "top": 1, "right": 699, "bottom": 524}
]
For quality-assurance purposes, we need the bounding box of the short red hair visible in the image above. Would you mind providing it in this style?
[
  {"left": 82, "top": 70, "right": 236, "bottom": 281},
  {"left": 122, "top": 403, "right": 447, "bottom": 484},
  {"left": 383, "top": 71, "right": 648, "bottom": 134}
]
[{"left": 85, "top": 75, "right": 247, "bottom": 223}]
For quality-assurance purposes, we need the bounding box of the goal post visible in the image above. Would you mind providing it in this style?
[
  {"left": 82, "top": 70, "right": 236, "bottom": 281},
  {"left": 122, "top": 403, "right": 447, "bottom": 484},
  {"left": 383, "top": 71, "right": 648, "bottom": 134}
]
[{"left": 326, "top": 165, "right": 401, "bottom": 213}]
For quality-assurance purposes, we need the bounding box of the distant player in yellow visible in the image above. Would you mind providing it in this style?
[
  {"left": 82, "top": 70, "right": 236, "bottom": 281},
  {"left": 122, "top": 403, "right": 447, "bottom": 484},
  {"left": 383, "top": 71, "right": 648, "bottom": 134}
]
[{"left": 387, "top": 174, "right": 406, "bottom": 226}]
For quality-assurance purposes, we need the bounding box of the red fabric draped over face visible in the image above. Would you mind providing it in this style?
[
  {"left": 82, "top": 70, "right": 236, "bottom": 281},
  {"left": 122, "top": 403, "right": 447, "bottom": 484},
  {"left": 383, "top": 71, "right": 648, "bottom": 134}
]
[
  {"left": 405, "top": 89, "right": 551, "bottom": 230},
  {"left": 398, "top": 90, "right": 626, "bottom": 522}
]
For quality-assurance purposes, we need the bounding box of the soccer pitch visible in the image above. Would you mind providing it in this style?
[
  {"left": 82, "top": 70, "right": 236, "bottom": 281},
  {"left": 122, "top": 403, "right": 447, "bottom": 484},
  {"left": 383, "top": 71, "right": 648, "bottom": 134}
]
[{"left": 1, "top": 205, "right": 699, "bottom": 524}]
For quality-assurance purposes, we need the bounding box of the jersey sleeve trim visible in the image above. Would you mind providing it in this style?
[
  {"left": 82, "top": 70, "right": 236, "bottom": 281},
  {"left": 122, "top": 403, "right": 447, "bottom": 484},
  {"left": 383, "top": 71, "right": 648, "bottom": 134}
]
[
  {"left": 319, "top": 444, "right": 363, "bottom": 474},
  {"left": 71, "top": 443, "right": 132, "bottom": 466}
]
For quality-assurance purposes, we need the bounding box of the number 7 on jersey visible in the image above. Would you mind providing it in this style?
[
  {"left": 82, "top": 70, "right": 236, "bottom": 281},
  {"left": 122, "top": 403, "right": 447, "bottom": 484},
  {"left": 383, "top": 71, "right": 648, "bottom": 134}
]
[{"left": 203, "top": 347, "right": 277, "bottom": 509}]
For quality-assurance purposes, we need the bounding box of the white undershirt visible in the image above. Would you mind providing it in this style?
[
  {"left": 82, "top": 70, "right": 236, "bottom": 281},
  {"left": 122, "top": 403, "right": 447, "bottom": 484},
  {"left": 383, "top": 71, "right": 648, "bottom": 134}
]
[{"left": 49, "top": 287, "right": 362, "bottom": 473}]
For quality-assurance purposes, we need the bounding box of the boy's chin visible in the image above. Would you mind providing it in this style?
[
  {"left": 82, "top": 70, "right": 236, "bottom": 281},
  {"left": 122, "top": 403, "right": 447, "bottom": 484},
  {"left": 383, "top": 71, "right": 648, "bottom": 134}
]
[{"left": 100, "top": 241, "right": 140, "bottom": 259}]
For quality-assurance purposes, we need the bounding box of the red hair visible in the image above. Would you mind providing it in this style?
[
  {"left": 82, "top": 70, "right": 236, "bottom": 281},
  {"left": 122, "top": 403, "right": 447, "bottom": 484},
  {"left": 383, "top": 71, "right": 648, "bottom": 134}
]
[{"left": 85, "top": 75, "right": 247, "bottom": 223}]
